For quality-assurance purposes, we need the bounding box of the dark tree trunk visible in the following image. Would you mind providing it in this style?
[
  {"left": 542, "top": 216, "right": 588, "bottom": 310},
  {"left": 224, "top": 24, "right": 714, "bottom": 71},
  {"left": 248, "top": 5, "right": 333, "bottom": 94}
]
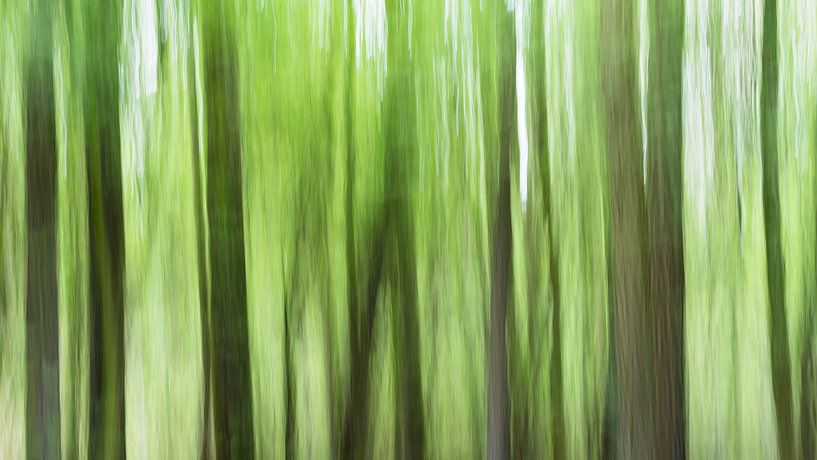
[
  {"left": 202, "top": 5, "right": 256, "bottom": 458},
  {"left": 487, "top": 7, "right": 516, "bottom": 460},
  {"left": 340, "top": 0, "right": 369, "bottom": 454},
  {"left": 381, "top": 3, "right": 426, "bottom": 458},
  {"left": 601, "top": 0, "right": 656, "bottom": 456},
  {"left": 188, "top": 30, "right": 214, "bottom": 460},
  {"left": 646, "top": 0, "right": 686, "bottom": 457},
  {"left": 801, "top": 310, "right": 816, "bottom": 459},
  {"left": 25, "top": 4, "right": 61, "bottom": 457},
  {"left": 85, "top": 0, "right": 126, "bottom": 457},
  {"left": 760, "top": 0, "right": 794, "bottom": 457},
  {"left": 338, "top": 5, "right": 393, "bottom": 456}
]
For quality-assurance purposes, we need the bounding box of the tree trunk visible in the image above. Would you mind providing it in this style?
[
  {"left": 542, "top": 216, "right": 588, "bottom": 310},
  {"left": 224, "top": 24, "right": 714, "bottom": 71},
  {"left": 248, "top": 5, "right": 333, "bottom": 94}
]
[
  {"left": 85, "top": 0, "right": 126, "bottom": 456},
  {"left": 801, "top": 310, "right": 815, "bottom": 459},
  {"left": 601, "top": 0, "right": 656, "bottom": 456},
  {"left": 487, "top": 6, "right": 516, "bottom": 460},
  {"left": 527, "top": 2, "right": 565, "bottom": 457},
  {"left": 188, "top": 25, "right": 214, "bottom": 460},
  {"left": 760, "top": 0, "right": 794, "bottom": 457},
  {"left": 382, "top": 3, "right": 426, "bottom": 458},
  {"left": 25, "top": 3, "right": 61, "bottom": 457},
  {"left": 646, "top": 0, "right": 686, "bottom": 456},
  {"left": 202, "top": 4, "right": 255, "bottom": 457}
]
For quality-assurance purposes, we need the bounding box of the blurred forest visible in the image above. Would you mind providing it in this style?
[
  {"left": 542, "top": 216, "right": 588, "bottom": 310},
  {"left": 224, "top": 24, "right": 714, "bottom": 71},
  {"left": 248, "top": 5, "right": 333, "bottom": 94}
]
[{"left": 1, "top": 0, "right": 816, "bottom": 458}]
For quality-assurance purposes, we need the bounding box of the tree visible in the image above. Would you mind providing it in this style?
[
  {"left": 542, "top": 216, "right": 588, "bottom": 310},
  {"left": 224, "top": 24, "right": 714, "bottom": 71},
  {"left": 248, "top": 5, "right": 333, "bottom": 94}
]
[
  {"left": 760, "top": 0, "right": 795, "bottom": 457},
  {"left": 84, "top": 0, "right": 126, "bottom": 456},
  {"left": 646, "top": 0, "right": 686, "bottom": 456},
  {"left": 188, "top": 12, "right": 213, "bottom": 458},
  {"left": 382, "top": 2, "right": 426, "bottom": 457},
  {"left": 340, "top": 17, "right": 389, "bottom": 446},
  {"left": 202, "top": 1, "right": 255, "bottom": 457},
  {"left": 487, "top": 4, "right": 516, "bottom": 459},
  {"left": 25, "top": 2, "right": 61, "bottom": 458},
  {"left": 601, "top": 0, "right": 656, "bottom": 456}
]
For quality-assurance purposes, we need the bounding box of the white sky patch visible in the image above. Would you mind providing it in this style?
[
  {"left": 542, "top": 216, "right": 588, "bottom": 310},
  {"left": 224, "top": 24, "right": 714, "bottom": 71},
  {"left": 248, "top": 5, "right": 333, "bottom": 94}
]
[
  {"left": 683, "top": 0, "right": 715, "bottom": 234},
  {"left": 639, "top": 0, "right": 649, "bottom": 185},
  {"left": 129, "top": 0, "right": 158, "bottom": 97},
  {"left": 354, "top": 0, "right": 387, "bottom": 93},
  {"left": 140, "top": 0, "right": 158, "bottom": 95}
]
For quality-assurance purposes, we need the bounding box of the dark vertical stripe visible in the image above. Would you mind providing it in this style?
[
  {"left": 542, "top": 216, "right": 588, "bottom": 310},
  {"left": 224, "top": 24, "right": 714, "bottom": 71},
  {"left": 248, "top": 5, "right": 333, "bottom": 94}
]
[
  {"left": 203, "top": 5, "right": 256, "bottom": 457},
  {"left": 646, "top": 0, "right": 686, "bottom": 457},
  {"left": 25, "top": 7, "right": 61, "bottom": 455},
  {"left": 760, "top": 0, "right": 794, "bottom": 457},
  {"left": 602, "top": 0, "right": 656, "bottom": 455},
  {"left": 487, "top": 6, "right": 516, "bottom": 460}
]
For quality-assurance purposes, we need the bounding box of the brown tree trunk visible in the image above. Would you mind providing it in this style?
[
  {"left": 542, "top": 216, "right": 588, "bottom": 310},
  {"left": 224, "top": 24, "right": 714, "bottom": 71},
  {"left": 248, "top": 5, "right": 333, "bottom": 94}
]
[
  {"left": 601, "top": 0, "right": 656, "bottom": 456},
  {"left": 646, "top": 0, "right": 686, "bottom": 456},
  {"left": 25, "top": 4, "right": 61, "bottom": 457},
  {"left": 488, "top": 6, "right": 516, "bottom": 460}
]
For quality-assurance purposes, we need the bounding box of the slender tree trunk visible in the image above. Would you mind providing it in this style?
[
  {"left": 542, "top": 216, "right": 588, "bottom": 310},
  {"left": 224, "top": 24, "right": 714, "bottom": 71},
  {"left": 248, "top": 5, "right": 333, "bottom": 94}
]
[
  {"left": 801, "top": 309, "right": 816, "bottom": 459},
  {"left": 602, "top": 0, "right": 656, "bottom": 456},
  {"left": 760, "top": 0, "right": 794, "bottom": 457},
  {"left": 340, "top": 222, "right": 387, "bottom": 458},
  {"left": 527, "top": 2, "right": 565, "bottom": 457},
  {"left": 487, "top": 6, "right": 516, "bottom": 460},
  {"left": 25, "top": 3, "right": 61, "bottom": 457},
  {"left": 340, "top": 0, "right": 368, "bottom": 455},
  {"left": 340, "top": 10, "right": 394, "bottom": 456},
  {"left": 188, "top": 25, "right": 214, "bottom": 460},
  {"left": 340, "top": 4, "right": 384, "bottom": 457},
  {"left": 85, "top": 0, "right": 126, "bottom": 456},
  {"left": 646, "top": 0, "right": 686, "bottom": 456},
  {"left": 284, "top": 284, "right": 294, "bottom": 459},
  {"left": 381, "top": 3, "right": 426, "bottom": 458},
  {"left": 202, "top": 3, "right": 256, "bottom": 458},
  {"left": 808, "top": 132, "right": 817, "bottom": 460}
]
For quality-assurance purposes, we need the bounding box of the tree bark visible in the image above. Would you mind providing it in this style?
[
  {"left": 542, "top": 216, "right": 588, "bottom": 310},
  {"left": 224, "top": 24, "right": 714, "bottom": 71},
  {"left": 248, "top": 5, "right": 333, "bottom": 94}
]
[
  {"left": 382, "top": 3, "right": 426, "bottom": 457},
  {"left": 203, "top": 4, "right": 255, "bottom": 457},
  {"left": 801, "top": 310, "right": 815, "bottom": 459},
  {"left": 601, "top": 0, "right": 656, "bottom": 456},
  {"left": 188, "top": 25, "right": 214, "bottom": 460},
  {"left": 646, "top": 0, "right": 686, "bottom": 457},
  {"left": 487, "top": 6, "right": 516, "bottom": 460},
  {"left": 25, "top": 3, "right": 61, "bottom": 457},
  {"left": 527, "top": 2, "right": 565, "bottom": 457},
  {"left": 85, "top": 0, "right": 126, "bottom": 456},
  {"left": 760, "top": 0, "right": 794, "bottom": 457}
]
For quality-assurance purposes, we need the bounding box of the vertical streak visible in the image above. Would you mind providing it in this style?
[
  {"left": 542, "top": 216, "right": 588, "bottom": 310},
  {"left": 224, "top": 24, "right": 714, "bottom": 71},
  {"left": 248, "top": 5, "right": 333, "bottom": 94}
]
[
  {"left": 487, "top": 4, "right": 516, "bottom": 459},
  {"left": 203, "top": 1, "right": 256, "bottom": 456},
  {"left": 760, "top": 0, "right": 794, "bottom": 456},
  {"left": 25, "top": 2, "right": 61, "bottom": 457},
  {"left": 601, "top": 0, "right": 656, "bottom": 456},
  {"left": 189, "top": 13, "right": 213, "bottom": 459},
  {"left": 85, "top": 0, "right": 126, "bottom": 456},
  {"left": 646, "top": 0, "right": 686, "bottom": 456},
  {"left": 383, "top": 0, "right": 425, "bottom": 454}
]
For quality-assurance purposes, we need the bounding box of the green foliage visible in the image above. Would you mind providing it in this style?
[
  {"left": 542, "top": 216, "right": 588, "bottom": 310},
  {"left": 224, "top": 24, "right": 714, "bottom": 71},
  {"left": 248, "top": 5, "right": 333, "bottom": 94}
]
[{"left": 1, "top": 0, "right": 816, "bottom": 458}]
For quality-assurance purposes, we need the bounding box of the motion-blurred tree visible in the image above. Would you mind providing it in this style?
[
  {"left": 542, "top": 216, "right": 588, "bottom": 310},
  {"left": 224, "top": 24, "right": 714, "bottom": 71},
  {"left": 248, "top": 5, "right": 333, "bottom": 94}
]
[
  {"left": 202, "top": 1, "right": 255, "bottom": 457},
  {"left": 646, "top": 0, "right": 686, "bottom": 455},
  {"left": 25, "top": 1, "right": 61, "bottom": 458},
  {"left": 83, "top": 0, "right": 126, "bottom": 456}
]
